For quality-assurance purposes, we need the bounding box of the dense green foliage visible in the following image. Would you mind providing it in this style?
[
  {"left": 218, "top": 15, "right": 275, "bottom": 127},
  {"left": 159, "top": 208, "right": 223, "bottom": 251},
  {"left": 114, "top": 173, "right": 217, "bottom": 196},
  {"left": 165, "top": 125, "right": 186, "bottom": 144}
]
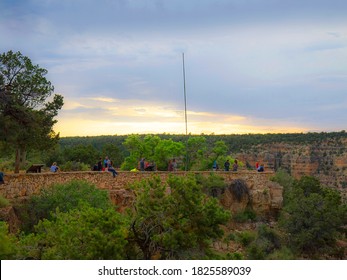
[
  {"left": 270, "top": 168, "right": 295, "bottom": 189},
  {"left": 1, "top": 170, "right": 346, "bottom": 260},
  {"left": 121, "top": 134, "right": 185, "bottom": 170},
  {"left": 0, "top": 195, "right": 9, "bottom": 208},
  {"left": 16, "top": 180, "right": 112, "bottom": 233},
  {"left": 1, "top": 130, "right": 346, "bottom": 173},
  {"left": 18, "top": 204, "right": 128, "bottom": 260},
  {"left": 57, "top": 131, "right": 347, "bottom": 153},
  {"left": 128, "top": 175, "right": 231, "bottom": 259},
  {"left": 280, "top": 176, "right": 346, "bottom": 258},
  {"left": 227, "top": 171, "right": 347, "bottom": 260},
  {"left": 246, "top": 225, "right": 282, "bottom": 259},
  {"left": 0, "top": 50, "right": 63, "bottom": 173},
  {"left": 0, "top": 222, "right": 17, "bottom": 259},
  {"left": 2, "top": 175, "right": 234, "bottom": 260}
]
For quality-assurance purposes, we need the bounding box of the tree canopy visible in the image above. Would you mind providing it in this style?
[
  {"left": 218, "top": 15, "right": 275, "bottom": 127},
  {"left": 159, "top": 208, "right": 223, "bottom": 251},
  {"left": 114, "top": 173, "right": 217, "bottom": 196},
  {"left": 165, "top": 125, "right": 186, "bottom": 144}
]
[
  {"left": 0, "top": 50, "right": 63, "bottom": 172},
  {"left": 280, "top": 176, "right": 347, "bottom": 258}
]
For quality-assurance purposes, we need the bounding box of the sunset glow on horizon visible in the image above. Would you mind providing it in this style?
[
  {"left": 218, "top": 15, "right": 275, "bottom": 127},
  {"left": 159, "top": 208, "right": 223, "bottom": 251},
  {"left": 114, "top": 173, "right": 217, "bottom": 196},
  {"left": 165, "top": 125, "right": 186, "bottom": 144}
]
[{"left": 2, "top": 0, "right": 346, "bottom": 137}]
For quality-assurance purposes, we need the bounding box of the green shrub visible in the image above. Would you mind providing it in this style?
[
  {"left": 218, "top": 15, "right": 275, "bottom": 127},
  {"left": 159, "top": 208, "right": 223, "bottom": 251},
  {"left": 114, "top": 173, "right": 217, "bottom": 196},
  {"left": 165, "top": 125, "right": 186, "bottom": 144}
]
[
  {"left": 0, "top": 195, "right": 9, "bottom": 208},
  {"left": 0, "top": 222, "right": 17, "bottom": 259},
  {"left": 280, "top": 176, "right": 347, "bottom": 258},
  {"left": 18, "top": 204, "right": 128, "bottom": 260},
  {"left": 225, "top": 252, "right": 244, "bottom": 260},
  {"left": 196, "top": 173, "right": 226, "bottom": 189},
  {"left": 270, "top": 168, "right": 294, "bottom": 190},
  {"left": 196, "top": 173, "right": 227, "bottom": 197},
  {"left": 247, "top": 241, "right": 269, "bottom": 259},
  {"left": 17, "top": 180, "right": 113, "bottom": 233},
  {"left": 0, "top": 160, "right": 13, "bottom": 172},
  {"left": 267, "top": 246, "right": 296, "bottom": 260},
  {"left": 233, "top": 209, "right": 257, "bottom": 223},
  {"left": 246, "top": 225, "right": 282, "bottom": 260},
  {"left": 236, "top": 230, "right": 256, "bottom": 247},
  {"left": 128, "top": 175, "right": 231, "bottom": 259}
]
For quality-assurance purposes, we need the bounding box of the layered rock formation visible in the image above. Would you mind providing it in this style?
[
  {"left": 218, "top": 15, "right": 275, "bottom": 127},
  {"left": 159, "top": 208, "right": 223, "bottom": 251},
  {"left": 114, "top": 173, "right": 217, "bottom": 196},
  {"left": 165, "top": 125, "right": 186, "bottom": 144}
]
[{"left": 236, "top": 137, "right": 347, "bottom": 200}]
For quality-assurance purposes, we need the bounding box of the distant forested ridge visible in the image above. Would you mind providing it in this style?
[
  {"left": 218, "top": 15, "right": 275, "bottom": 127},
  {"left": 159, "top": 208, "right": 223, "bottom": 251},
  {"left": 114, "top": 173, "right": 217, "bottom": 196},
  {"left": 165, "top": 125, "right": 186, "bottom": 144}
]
[
  {"left": 1, "top": 131, "right": 346, "bottom": 175},
  {"left": 59, "top": 131, "right": 347, "bottom": 152}
]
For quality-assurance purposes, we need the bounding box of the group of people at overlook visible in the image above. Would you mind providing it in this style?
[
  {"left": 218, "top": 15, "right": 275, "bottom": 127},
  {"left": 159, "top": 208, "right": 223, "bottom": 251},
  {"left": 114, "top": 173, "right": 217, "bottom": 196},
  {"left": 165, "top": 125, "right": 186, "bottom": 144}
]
[{"left": 49, "top": 156, "right": 265, "bottom": 177}]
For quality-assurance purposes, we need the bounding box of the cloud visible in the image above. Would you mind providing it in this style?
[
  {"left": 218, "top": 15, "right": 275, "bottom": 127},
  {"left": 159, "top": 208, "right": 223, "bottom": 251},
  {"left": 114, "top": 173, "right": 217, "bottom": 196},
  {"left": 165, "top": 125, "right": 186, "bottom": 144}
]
[
  {"left": 54, "top": 95, "right": 313, "bottom": 136},
  {"left": 88, "top": 97, "right": 120, "bottom": 103},
  {"left": 2, "top": 0, "right": 347, "bottom": 136}
]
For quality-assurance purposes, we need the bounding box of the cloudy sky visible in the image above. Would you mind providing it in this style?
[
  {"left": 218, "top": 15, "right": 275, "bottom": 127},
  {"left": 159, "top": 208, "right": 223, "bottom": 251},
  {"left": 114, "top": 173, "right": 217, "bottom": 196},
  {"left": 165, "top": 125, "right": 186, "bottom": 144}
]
[{"left": 1, "top": 0, "right": 347, "bottom": 136}]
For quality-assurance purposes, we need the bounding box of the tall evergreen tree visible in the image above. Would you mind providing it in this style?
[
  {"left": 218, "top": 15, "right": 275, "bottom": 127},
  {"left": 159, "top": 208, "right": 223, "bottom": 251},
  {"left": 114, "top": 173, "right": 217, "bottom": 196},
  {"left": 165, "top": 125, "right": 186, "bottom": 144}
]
[{"left": 0, "top": 50, "right": 63, "bottom": 172}]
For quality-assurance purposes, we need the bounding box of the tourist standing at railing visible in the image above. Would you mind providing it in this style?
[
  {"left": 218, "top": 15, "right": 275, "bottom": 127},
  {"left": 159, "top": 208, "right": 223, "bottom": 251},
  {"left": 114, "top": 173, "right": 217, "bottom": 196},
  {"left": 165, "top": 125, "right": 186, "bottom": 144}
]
[
  {"left": 232, "top": 160, "right": 238, "bottom": 172},
  {"left": 139, "top": 158, "right": 145, "bottom": 171},
  {"left": 224, "top": 160, "right": 230, "bottom": 171},
  {"left": 168, "top": 160, "right": 173, "bottom": 171}
]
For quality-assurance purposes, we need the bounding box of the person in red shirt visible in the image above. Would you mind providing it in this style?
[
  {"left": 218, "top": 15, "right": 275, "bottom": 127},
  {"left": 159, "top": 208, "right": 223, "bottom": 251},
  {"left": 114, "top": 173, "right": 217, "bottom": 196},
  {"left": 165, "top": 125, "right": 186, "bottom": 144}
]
[{"left": 255, "top": 162, "right": 259, "bottom": 169}]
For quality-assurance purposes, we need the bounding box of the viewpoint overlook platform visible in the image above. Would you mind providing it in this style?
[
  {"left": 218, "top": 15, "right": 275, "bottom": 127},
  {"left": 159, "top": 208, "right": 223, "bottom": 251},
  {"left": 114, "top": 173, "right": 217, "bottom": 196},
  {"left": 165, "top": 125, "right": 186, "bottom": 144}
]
[
  {"left": 0, "top": 170, "right": 274, "bottom": 199},
  {"left": 0, "top": 171, "right": 283, "bottom": 218}
]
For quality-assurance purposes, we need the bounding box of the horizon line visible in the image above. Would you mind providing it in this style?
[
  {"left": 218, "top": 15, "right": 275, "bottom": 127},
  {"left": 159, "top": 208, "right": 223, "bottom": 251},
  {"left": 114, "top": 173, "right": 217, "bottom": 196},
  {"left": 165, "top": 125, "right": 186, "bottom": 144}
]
[{"left": 58, "top": 130, "right": 347, "bottom": 138}]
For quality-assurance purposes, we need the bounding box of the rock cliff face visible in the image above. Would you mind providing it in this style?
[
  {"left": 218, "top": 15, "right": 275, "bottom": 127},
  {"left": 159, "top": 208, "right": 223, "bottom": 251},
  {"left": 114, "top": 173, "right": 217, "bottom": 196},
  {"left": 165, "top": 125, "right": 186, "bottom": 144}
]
[
  {"left": 218, "top": 179, "right": 283, "bottom": 217},
  {"left": 236, "top": 137, "right": 347, "bottom": 200}
]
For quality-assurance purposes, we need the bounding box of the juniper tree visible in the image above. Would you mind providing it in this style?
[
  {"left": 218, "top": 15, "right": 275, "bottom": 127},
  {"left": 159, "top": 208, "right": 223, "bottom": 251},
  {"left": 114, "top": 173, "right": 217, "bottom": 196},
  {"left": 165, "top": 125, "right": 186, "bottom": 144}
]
[{"left": 0, "top": 50, "right": 63, "bottom": 172}]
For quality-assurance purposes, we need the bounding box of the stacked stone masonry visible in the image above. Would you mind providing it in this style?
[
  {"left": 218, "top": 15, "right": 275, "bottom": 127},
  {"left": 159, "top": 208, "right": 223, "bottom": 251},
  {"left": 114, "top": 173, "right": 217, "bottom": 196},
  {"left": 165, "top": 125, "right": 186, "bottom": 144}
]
[{"left": 0, "top": 171, "right": 282, "bottom": 216}]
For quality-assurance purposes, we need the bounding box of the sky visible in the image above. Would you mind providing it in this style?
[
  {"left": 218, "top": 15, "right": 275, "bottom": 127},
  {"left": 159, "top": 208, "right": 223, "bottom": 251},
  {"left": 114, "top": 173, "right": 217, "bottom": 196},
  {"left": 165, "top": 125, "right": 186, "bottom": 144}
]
[{"left": 1, "top": 0, "right": 347, "bottom": 136}]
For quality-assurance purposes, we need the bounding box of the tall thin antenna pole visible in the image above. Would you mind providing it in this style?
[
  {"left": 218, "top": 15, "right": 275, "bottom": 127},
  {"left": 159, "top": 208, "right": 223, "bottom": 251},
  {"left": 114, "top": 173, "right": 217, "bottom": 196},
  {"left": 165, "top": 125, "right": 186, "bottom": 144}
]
[
  {"left": 182, "top": 52, "right": 188, "bottom": 135},
  {"left": 182, "top": 52, "right": 188, "bottom": 171}
]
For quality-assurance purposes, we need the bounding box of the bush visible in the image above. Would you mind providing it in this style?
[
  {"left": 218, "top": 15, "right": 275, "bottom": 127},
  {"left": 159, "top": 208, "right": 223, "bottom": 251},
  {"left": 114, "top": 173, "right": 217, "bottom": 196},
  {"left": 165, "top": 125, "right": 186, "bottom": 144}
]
[
  {"left": 0, "top": 195, "right": 9, "bottom": 208},
  {"left": 128, "top": 175, "right": 231, "bottom": 259},
  {"left": 196, "top": 173, "right": 227, "bottom": 197},
  {"left": 270, "top": 168, "right": 294, "bottom": 190},
  {"left": 0, "top": 222, "right": 17, "bottom": 259},
  {"left": 18, "top": 204, "right": 128, "bottom": 260},
  {"left": 236, "top": 230, "right": 256, "bottom": 247},
  {"left": 196, "top": 173, "right": 226, "bottom": 189},
  {"left": 0, "top": 160, "right": 14, "bottom": 172},
  {"left": 267, "top": 247, "right": 295, "bottom": 260},
  {"left": 225, "top": 252, "right": 244, "bottom": 260},
  {"left": 17, "top": 180, "right": 113, "bottom": 233},
  {"left": 280, "top": 176, "right": 347, "bottom": 258},
  {"left": 233, "top": 209, "right": 257, "bottom": 223},
  {"left": 246, "top": 225, "right": 282, "bottom": 260}
]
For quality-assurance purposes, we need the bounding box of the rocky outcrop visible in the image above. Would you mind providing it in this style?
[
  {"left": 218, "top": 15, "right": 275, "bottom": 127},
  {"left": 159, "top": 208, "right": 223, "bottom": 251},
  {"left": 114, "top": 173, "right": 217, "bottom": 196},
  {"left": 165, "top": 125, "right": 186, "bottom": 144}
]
[
  {"left": 0, "top": 206, "right": 21, "bottom": 233},
  {"left": 236, "top": 137, "right": 347, "bottom": 201},
  {"left": 216, "top": 178, "right": 283, "bottom": 217}
]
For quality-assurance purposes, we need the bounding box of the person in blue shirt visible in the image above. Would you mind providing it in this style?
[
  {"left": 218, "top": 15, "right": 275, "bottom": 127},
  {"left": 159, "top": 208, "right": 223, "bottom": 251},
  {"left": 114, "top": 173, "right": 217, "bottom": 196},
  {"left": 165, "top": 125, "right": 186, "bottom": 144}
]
[
  {"left": 50, "top": 162, "right": 59, "bottom": 172},
  {"left": 257, "top": 164, "right": 264, "bottom": 172},
  {"left": 212, "top": 160, "right": 218, "bottom": 171},
  {"left": 104, "top": 156, "right": 109, "bottom": 168}
]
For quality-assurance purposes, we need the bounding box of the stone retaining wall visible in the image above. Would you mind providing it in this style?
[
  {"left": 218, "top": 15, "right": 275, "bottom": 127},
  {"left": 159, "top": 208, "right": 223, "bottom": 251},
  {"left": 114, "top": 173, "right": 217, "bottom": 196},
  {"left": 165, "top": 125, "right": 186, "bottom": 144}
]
[{"left": 0, "top": 171, "right": 282, "bottom": 215}]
